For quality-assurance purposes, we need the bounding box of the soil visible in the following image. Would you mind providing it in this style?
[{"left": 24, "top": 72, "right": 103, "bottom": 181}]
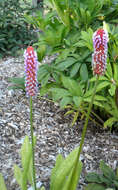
[{"left": 0, "top": 56, "right": 118, "bottom": 190}]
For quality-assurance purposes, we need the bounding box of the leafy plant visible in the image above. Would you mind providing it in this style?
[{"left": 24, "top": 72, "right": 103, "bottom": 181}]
[
  {"left": 0, "top": 0, "right": 37, "bottom": 57},
  {"left": 50, "top": 147, "right": 83, "bottom": 190},
  {"left": 85, "top": 160, "right": 118, "bottom": 190},
  {"left": 14, "top": 136, "right": 37, "bottom": 190}
]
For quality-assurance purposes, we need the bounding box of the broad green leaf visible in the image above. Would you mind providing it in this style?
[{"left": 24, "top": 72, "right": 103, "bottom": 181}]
[
  {"left": 57, "top": 57, "right": 76, "bottom": 71},
  {"left": 90, "top": 76, "right": 108, "bottom": 82},
  {"left": 0, "top": 174, "right": 7, "bottom": 190},
  {"left": 38, "top": 70, "right": 48, "bottom": 81},
  {"left": 52, "top": 72, "right": 60, "bottom": 83},
  {"left": 106, "top": 62, "right": 113, "bottom": 79},
  {"left": 61, "top": 75, "right": 83, "bottom": 96},
  {"left": 40, "top": 82, "right": 58, "bottom": 96},
  {"left": 94, "top": 95, "right": 107, "bottom": 101},
  {"left": 96, "top": 81, "right": 110, "bottom": 92},
  {"left": 21, "top": 136, "right": 36, "bottom": 183},
  {"left": 60, "top": 97, "right": 72, "bottom": 108},
  {"left": 85, "top": 183, "right": 105, "bottom": 190},
  {"left": 80, "top": 64, "right": 88, "bottom": 81},
  {"left": 50, "top": 154, "right": 64, "bottom": 188},
  {"left": 85, "top": 172, "right": 102, "bottom": 183},
  {"left": 73, "top": 96, "right": 83, "bottom": 107},
  {"left": 84, "top": 98, "right": 104, "bottom": 107},
  {"left": 21, "top": 136, "right": 31, "bottom": 170},
  {"left": 104, "top": 117, "right": 117, "bottom": 128},
  {"left": 84, "top": 88, "right": 94, "bottom": 98},
  {"left": 100, "top": 160, "right": 116, "bottom": 180},
  {"left": 14, "top": 165, "right": 23, "bottom": 187},
  {"left": 62, "top": 161, "right": 83, "bottom": 190},
  {"left": 50, "top": 147, "right": 79, "bottom": 190},
  {"left": 70, "top": 62, "right": 81, "bottom": 78},
  {"left": 41, "top": 73, "right": 50, "bottom": 86},
  {"left": 50, "top": 88, "right": 71, "bottom": 101},
  {"left": 108, "top": 85, "right": 116, "bottom": 96}
]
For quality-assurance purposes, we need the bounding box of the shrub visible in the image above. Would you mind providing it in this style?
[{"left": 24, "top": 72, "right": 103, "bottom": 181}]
[{"left": 0, "top": 0, "right": 37, "bottom": 58}]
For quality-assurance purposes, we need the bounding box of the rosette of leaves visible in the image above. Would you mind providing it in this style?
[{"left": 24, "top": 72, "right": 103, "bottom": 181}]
[{"left": 85, "top": 160, "right": 118, "bottom": 190}]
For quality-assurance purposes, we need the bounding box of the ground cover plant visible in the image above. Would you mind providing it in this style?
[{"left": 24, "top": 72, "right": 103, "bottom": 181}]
[{"left": 1, "top": 0, "right": 118, "bottom": 189}]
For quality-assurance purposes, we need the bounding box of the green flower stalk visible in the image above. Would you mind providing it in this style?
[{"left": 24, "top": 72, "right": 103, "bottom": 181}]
[
  {"left": 68, "top": 28, "right": 108, "bottom": 190},
  {"left": 24, "top": 46, "right": 39, "bottom": 190}
]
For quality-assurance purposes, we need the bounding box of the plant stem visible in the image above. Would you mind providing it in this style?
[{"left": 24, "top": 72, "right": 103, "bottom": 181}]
[
  {"left": 76, "top": 76, "right": 99, "bottom": 160},
  {"left": 30, "top": 96, "right": 36, "bottom": 190},
  {"left": 68, "top": 76, "right": 99, "bottom": 190}
]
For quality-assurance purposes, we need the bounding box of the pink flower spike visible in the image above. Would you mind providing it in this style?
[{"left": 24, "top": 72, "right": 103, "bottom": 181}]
[
  {"left": 24, "top": 46, "right": 38, "bottom": 96},
  {"left": 92, "top": 28, "right": 108, "bottom": 76}
]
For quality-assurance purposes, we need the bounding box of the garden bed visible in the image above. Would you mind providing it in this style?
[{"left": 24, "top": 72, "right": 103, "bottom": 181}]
[{"left": 0, "top": 57, "right": 118, "bottom": 190}]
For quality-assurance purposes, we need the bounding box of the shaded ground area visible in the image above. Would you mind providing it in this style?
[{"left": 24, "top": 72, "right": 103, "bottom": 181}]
[{"left": 0, "top": 57, "right": 118, "bottom": 190}]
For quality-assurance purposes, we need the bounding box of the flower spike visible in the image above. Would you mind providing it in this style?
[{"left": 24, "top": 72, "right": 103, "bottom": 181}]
[
  {"left": 24, "top": 46, "right": 38, "bottom": 96},
  {"left": 92, "top": 28, "right": 108, "bottom": 75}
]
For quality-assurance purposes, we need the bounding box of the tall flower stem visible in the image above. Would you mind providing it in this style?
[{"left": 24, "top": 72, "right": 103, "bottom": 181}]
[
  {"left": 68, "top": 76, "right": 99, "bottom": 190},
  {"left": 30, "top": 96, "right": 36, "bottom": 190},
  {"left": 77, "top": 75, "right": 99, "bottom": 160}
]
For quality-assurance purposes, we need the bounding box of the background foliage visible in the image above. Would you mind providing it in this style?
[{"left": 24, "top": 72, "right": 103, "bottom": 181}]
[
  {"left": 9, "top": 0, "right": 118, "bottom": 129},
  {"left": 0, "top": 0, "right": 37, "bottom": 58}
]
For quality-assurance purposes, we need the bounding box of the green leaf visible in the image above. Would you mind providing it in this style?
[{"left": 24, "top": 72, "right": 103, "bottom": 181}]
[
  {"left": 62, "top": 161, "right": 83, "bottom": 190},
  {"left": 90, "top": 76, "right": 108, "bottom": 82},
  {"left": 94, "top": 95, "right": 107, "bottom": 102},
  {"left": 50, "top": 88, "right": 71, "bottom": 101},
  {"left": 64, "top": 110, "right": 74, "bottom": 116},
  {"left": 50, "top": 147, "right": 81, "bottom": 190},
  {"left": 56, "top": 57, "right": 76, "bottom": 71},
  {"left": 60, "top": 97, "right": 72, "bottom": 108},
  {"left": 39, "top": 187, "right": 46, "bottom": 190},
  {"left": 14, "top": 165, "right": 23, "bottom": 187},
  {"left": 108, "top": 85, "right": 116, "bottom": 96},
  {"left": 0, "top": 173, "right": 7, "bottom": 190},
  {"left": 70, "top": 62, "right": 81, "bottom": 78},
  {"left": 96, "top": 81, "right": 110, "bottom": 92},
  {"left": 41, "top": 73, "right": 50, "bottom": 86},
  {"left": 73, "top": 96, "right": 83, "bottom": 107},
  {"left": 61, "top": 75, "right": 83, "bottom": 96},
  {"left": 100, "top": 160, "right": 116, "bottom": 181},
  {"left": 8, "top": 77, "right": 25, "bottom": 91},
  {"left": 106, "top": 62, "right": 113, "bottom": 79},
  {"left": 104, "top": 117, "right": 117, "bottom": 128},
  {"left": 85, "top": 183, "right": 105, "bottom": 190},
  {"left": 72, "top": 111, "right": 79, "bottom": 126},
  {"left": 80, "top": 64, "right": 88, "bottom": 81},
  {"left": 50, "top": 154, "right": 64, "bottom": 188},
  {"left": 21, "top": 135, "right": 36, "bottom": 185},
  {"left": 86, "top": 172, "right": 102, "bottom": 183}
]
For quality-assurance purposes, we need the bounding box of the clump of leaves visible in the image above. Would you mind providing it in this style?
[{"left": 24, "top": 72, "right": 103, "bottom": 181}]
[
  {"left": 85, "top": 160, "right": 118, "bottom": 190},
  {"left": 0, "top": 136, "right": 45, "bottom": 190},
  {"left": 50, "top": 147, "right": 83, "bottom": 190}
]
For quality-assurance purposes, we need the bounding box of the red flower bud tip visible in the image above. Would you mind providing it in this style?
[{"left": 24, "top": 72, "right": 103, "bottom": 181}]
[
  {"left": 92, "top": 28, "right": 108, "bottom": 76},
  {"left": 24, "top": 46, "right": 38, "bottom": 96}
]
